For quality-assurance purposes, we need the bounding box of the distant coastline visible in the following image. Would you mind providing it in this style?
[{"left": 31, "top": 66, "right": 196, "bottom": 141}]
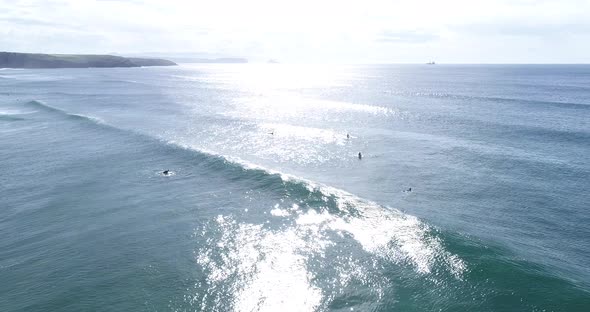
[
  {"left": 170, "top": 57, "right": 248, "bottom": 64},
  {"left": 0, "top": 52, "right": 177, "bottom": 69}
]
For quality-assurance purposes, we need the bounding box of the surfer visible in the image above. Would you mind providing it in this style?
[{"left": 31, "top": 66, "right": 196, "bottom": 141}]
[
  {"left": 407, "top": 187, "right": 412, "bottom": 192},
  {"left": 358, "top": 152, "right": 362, "bottom": 159},
  {"left": 162, "top": 170, "right": 170, "bottom": 176},
  {"left": 347, "top": 133, "right": 350, "bottom": 139}
]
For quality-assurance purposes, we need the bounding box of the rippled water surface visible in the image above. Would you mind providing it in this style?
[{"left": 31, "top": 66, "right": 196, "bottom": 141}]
[{"left": 1, "top": 64, "right": 589, "bottom": 311}]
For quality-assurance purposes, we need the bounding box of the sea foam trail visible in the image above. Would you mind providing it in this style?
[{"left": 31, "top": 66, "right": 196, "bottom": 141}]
[
  {"left": 18, "top": 99, "right": 468, "bottom": 310},
  {"left": 21, "top": 99, "right": 467, "bottom": 280}
]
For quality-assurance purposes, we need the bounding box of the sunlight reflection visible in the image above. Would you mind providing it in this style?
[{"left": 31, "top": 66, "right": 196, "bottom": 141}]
[{"left": 193, "top": 63, "right": 361, "bottom": 92}]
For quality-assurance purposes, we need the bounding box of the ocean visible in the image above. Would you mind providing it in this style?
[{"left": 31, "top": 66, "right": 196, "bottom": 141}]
[{"left": 1, "top": 64, "right": 589, "bottom": 311}]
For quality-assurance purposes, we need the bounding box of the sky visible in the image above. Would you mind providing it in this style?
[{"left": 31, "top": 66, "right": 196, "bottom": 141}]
[{"left": 1, "top": 0, "right": 590, "bottom": 63}]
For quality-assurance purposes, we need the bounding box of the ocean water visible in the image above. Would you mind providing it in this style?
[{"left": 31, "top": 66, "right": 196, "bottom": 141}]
[{"left": 1, "top": 64, "right": 589, "bottom": 311}]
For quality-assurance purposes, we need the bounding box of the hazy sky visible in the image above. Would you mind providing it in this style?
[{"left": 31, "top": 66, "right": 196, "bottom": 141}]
[{"left": 1, "top": 0, "right": 589, "bottom": 63}]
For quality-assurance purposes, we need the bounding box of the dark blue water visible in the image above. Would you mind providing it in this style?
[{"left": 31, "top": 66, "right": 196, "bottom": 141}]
[{"left": 1, "top": 64, "right": 589, "bottom": 311}]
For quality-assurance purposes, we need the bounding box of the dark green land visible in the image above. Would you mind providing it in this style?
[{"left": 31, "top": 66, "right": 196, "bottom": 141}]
[{"left": 0, "top": 52, "right": 177, "bottom": 68}]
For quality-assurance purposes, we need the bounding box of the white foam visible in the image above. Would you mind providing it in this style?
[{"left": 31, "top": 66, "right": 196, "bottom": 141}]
[
  {"left": 196, "top": 215, "right": 328, "bottom": 312},
  {"left": 194, "top": 189, "right": 466, "bottom": 311},
  {"left": 270, "top": 208, "right": 290, "bottom": 217},
  {"left": 169, "top": 143, "right": 466, "bottom": 310},
  {"left": 259, "top": 123, "right": 348, "bottom": 145},
  {"left": 0, "top": 109, "right": 36, "bottom": 115},
  {"left": 196, "top": 198, "right": 466, "bottom": 311}
]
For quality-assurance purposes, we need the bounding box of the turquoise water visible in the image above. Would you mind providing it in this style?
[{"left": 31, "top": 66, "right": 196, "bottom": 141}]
[{"left": 1, "top": 64, "right": 589, "bottom": 311}]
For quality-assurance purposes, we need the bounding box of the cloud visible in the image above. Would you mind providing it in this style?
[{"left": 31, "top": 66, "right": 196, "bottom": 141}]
[
  {"left": 376, "top": 30, "right": 439, "bottom": 44},
  {"left": 452, "top": 20, "right": 590, "bottom": 37},
  {"left": 0, "top": 0, "right": 589, "bottom": 62},
  {"left": 95, "top": 0, "right": 143, "bottom": 3},
  {"left": 0, "top": 16, "right": 76, "bottom": 29}
]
